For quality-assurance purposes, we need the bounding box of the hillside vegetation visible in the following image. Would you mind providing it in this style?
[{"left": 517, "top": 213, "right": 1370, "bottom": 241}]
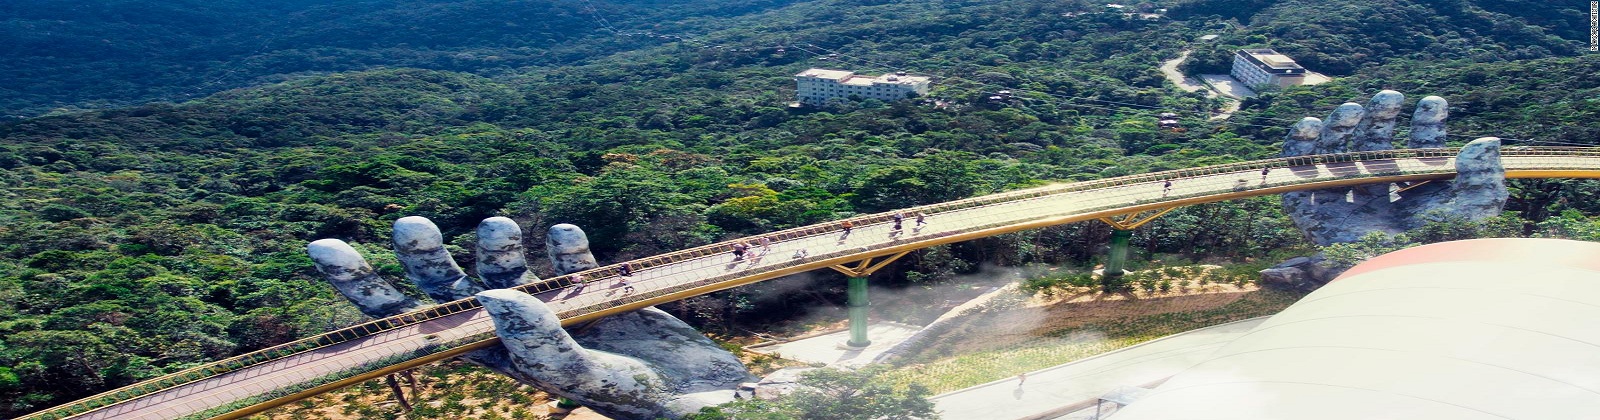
[
  {"left": 1174, "top": 0, "right": 1583, "bottom": 75},
  {"left": 0, "top": 0, "right": 804, "bottom": 118},
  {"left": 0, "top": 0, "right": 1594, "bottom": 416}
]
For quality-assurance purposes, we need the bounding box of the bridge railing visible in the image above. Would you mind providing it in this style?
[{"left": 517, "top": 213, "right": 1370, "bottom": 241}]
[
  {"left": 29, "top": 146, "right": 1595, "bottom": 420},
  {"left": 505, "top": 147, "right": 1504, "bottom": 316}
]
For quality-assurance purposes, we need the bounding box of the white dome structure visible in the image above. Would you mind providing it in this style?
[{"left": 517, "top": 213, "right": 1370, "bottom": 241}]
[{"left": 1110, "top": 238, "right": 1600, "bottom": 419}]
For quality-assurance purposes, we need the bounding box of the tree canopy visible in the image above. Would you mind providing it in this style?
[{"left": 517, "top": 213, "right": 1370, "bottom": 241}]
[{"left": 0, "top": 0, "right": 1594, "bottom": 416}]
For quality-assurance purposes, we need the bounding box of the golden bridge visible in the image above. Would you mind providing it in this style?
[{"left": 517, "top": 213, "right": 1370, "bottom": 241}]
[{"left": 23, "top": 146, "right": 1600, "bottom": 420}]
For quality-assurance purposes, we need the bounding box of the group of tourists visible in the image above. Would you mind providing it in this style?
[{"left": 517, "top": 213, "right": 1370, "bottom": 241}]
[
  {"left": 731, "top": 236, "right": 773, "bottom": 262},
  {"left": 580, "top": 167, "right": 1290, "bottom": 299},
  {"left": 841, "top": 211, "right": 928, "bottom": 240},
  {"left": 738, "top": 210, "right": 937, "bottom": 262},
  {"left": 580, "top": 210, "right": 940, "bottom": 297},
  {"left": 889, "top": 211, "right": 928, "bottom": 232},
  {"left": 569, "top": 264, "right": 637, "bottom": 295},
  {"left": 1161, "top": 167, "right": 1271, "bottom": 197}
]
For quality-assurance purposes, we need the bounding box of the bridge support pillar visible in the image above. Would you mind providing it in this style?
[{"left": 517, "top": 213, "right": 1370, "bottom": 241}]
[
  {"left": 847, "top": 276, "right": 871, "bottom": 348},
  {"left": 829, "top": 251, "right": 909, "bottom": 349},
  {"left": 1105, "top": 229, "right": 1132, "bottom": 278},
  {"left": 1097, "top": 208, "right": 1176, "bottom": 291}
]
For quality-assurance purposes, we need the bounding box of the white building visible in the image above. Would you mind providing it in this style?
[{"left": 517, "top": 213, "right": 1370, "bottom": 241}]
[
  {"left": 1230, "top": 48, "right": 1307, "bottom": 89},
  {"left": 794, "top": 69, "right": 931, "bottom": 106}
]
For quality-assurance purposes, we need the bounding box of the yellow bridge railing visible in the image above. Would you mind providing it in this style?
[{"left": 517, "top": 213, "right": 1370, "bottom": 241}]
[{"left": 22, "top": 146, "right": 1600, "bottom": 420}]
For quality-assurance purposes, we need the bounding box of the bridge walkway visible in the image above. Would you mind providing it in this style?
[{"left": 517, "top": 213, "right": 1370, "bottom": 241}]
[{"left": 25, "top": 147, "right": 1600, "bottom": 420}]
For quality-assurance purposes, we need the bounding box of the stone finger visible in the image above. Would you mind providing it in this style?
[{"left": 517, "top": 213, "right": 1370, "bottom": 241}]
[
  {"left": 1448, "top": 137, "right": 1508, "bottom": 219},
  {"left": 1282, "top": 117, "right": 1322, "bottom": 157},
  {"left": 1316, "top": 102, "right": 1365, "bottom": 154},
  {"left": 393, "top": 216, "right": 482, "bottom": 302},
  {"left": 1352, "top": 90, "right": 1404, "bottom": 151},
  {"left": 547, "top": 223, "right": 599, "bottom": 275},
  {"left": 307, "top": 239, "right": 426, "bottom": 318},
  {"left": 1281, "top": 116, "right": 1348, "bottom": 246},
  {"left": 476, "top": 217, "right": 538, "bottom": 289},
  {"left": 1409, "top": 96, "right": 1448, "bottom": 148},
  {"left": 1351, "top": 91, "right": 1406, "bottom": 197}
]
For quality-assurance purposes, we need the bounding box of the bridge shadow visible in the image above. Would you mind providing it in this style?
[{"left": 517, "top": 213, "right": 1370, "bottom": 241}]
[
  {"left": 1287, "top": 165, "right": 1320, "bottom": 178},
  {"left": 1321, "top": 161, "right": 1363, "bottom": 177},
  {"left": 1358, "top": 159, "right": 1401, "bottom": 174},
  {"left": 417, "top": 310, "right": 475, "bottom": 334}
]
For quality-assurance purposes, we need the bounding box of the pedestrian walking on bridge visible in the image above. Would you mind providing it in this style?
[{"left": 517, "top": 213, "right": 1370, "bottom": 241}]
[{"left": 571, "top": 273, "right": 587, "bottom": 291}]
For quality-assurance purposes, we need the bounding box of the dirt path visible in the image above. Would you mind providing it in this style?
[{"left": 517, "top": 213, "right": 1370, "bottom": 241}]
[
  {"left": 1159, "top": 50, "right": 1211, "bottom": 95},
  {"left": 1160, "top": 50, "right": 1241, "bottom": 120}
]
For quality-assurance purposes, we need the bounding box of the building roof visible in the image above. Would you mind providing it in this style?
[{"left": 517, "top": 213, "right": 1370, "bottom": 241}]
[
  {"left": 795, "top": 68, "right": 854, "bottom": 80},
  {"left": 1111, "top": 238, "right": 1600, "bottom": 420},
  {"left": 796, "top": 68, "right": 930, "bottom": 86},
  {"left": 1239, "top": 48, "right": 1304, "bottom": 70}
]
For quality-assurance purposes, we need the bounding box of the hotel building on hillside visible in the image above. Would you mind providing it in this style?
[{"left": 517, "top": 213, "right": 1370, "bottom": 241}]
[
  {"left": 794, "top": 69, "right": 931, "bottom": 106},
  {"left": 1230, "top": 48, "right": 1307, "bottom": 89}
]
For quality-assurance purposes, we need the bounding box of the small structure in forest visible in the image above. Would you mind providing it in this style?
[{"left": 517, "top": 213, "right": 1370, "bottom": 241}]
[
  {"left": 794, "top": 68, "right": 931, "bottom": 107},
  {"left": 1230, "top": 48, "right": 1308, "bottom": 89}
]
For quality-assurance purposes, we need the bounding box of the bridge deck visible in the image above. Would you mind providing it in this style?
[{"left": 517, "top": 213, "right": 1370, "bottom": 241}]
[{"left": 26, "top": 147, "right": 1600, "bottom": 420}]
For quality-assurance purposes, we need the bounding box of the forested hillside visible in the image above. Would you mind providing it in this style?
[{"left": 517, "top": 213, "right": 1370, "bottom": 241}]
[
  {"left": 0, "top": 0, "right": 1594, "bottom": 416},
  {"left": 0, "top": 0, "right": 803, "bottom": 118},
  {"left": 1175, "top": 0, "right": 1584, "bottom": 75}
]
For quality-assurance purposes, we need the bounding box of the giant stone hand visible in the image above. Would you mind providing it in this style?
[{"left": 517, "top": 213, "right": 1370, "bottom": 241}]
[
  {"left": 307, "top": 216, "right": 753, "bottom": 419},
  {"left": 1281, "top": 90, "right": 1508, "bottom": 245}
]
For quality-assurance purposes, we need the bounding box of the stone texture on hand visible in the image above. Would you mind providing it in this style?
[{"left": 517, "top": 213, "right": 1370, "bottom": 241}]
[
  {"left": 1280, "top": 90, "right": 1508, "bottom": 245},
  {"left": 307, "top": 216, "right": 752, "bottom": 419}
]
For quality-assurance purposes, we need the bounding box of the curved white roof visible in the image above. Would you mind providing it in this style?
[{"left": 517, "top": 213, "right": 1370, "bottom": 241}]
[{"left": 1111, "top": 238, "right": 1600, "bottom": 419}]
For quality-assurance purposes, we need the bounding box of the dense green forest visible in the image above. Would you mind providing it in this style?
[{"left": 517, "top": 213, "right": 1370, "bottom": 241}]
[
  {"left": 0, "top": 0, "right": 805, "bottom": 118},
  {"left": 0, "top": 0, "right": 1595, "bottom": 415},
  {"left": 1174, "top": 0, "right": 1585, "bottom": 75}
]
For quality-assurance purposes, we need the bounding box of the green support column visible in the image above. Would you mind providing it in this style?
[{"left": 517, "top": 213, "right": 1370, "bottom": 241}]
[
  {"left": 1105, "top": 229, "right": 1133, "bottom": 277},
  {"left": 847, "top": 276, "right": 871, "bottom": 347}
]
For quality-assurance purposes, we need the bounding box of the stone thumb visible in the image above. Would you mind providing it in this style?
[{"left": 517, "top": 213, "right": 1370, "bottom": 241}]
[
  {"left": 478, "top": 289, "right": 605, "bottom": 376},
  {"left": 477, "top": 289, "right": 669, "bottom": 418},
  {"left": 1449, "top": 137, "right": 1508, "bottom": 219}
]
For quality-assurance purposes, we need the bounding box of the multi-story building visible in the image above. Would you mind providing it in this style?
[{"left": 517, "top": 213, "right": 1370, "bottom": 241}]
[
  {"left": 794, "top": 69, "right": 931, "bottom": 106},
  {"left": 1230, "top": 49, "right": 1307, "bottom": 89}
]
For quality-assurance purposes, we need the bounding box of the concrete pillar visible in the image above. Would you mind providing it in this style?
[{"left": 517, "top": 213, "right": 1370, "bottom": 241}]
[
  {"left": 847, "top": 276, "right": 871, "bottom": 348},
  {"left": 1105, "top": 229, "right": 1133, "bottom": 277}
]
